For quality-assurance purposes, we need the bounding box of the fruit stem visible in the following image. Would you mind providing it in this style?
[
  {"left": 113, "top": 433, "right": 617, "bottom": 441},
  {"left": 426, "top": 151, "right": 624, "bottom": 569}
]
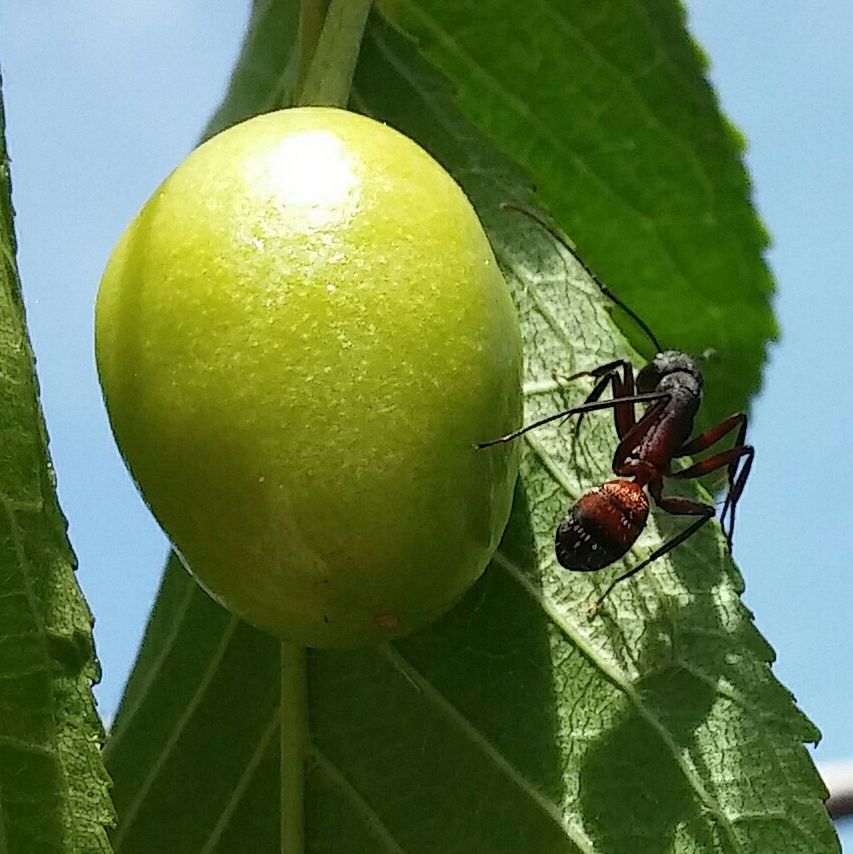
[
  {"left": 296, "top": 0, "right": 330, "bottom": 94},
  {"left": 296, "top": 0, "right": 373, "bottom": 108},
  {"left": 280, "top": 641, "right": 308, "bottom": 854}
]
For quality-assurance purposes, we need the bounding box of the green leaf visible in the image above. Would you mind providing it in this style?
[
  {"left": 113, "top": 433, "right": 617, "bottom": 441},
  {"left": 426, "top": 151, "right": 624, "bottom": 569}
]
[
  {"left": 378, "top": 0, "right": 776, "bottom": 432},
  {"left": 203, "top": 0, "right": 301, "bottom": 140},
  {"left": 104, "top": 5, "right": 837, "bottom": 854},
  {"left": 0, "top": 79, "right": 114, "bottom": 853}
]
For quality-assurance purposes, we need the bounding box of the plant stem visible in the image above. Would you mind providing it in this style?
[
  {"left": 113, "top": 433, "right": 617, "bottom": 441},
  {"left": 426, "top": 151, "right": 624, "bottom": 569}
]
[
  {"left": 280, "top": 642, "right": 307, "bottom": 854},
  {"left": 296, "top": 0, "right": 374, "bottom": 108}
]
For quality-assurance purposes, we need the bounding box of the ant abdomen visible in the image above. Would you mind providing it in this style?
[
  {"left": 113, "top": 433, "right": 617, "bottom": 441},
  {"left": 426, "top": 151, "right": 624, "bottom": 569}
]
[{"left": 555, "top": 480, "right": 649, "bottom": 572}]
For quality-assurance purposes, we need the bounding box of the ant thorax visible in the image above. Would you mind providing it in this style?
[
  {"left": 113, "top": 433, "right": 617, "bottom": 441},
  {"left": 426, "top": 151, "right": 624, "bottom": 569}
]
[{"left": 657, "top": 370, "right": 702, "bottom": 404}]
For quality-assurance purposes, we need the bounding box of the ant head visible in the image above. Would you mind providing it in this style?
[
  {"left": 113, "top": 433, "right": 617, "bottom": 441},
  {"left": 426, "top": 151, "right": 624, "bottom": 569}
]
[{"left": 637, "top": 350, "right": 702, "bottom": 392}]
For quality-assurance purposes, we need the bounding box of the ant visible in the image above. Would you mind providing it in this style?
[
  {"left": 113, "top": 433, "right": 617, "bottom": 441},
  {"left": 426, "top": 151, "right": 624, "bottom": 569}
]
[{"left": 480, "top": 204, "right": 754, "bottom": 614}]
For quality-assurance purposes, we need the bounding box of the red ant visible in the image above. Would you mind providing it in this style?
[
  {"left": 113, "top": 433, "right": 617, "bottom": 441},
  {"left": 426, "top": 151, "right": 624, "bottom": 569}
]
[{"left": 480, "top": 204, "right": 754, "bottom": 613}]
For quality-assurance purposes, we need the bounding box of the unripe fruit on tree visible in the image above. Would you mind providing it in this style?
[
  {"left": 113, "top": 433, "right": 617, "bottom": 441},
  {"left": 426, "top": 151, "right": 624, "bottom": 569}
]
[{"left": 95, "top": 107, "right": 522, "bottom": 647}]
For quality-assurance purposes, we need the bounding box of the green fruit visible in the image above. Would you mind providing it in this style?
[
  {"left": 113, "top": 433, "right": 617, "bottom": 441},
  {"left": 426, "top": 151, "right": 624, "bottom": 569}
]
[{"left": 95, "top": 107, "right": 521, "bottom": 647}]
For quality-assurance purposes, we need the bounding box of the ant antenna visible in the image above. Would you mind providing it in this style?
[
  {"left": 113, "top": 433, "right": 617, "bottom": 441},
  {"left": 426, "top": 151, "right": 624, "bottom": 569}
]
[{"left": 501, "top": 202, "right": 664, "bottom": 354}]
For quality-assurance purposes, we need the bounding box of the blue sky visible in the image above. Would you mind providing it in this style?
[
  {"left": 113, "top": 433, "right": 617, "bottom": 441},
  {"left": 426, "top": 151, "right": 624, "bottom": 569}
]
[{"left": 1, "top": 2, "right": 851, "bottom": 845}]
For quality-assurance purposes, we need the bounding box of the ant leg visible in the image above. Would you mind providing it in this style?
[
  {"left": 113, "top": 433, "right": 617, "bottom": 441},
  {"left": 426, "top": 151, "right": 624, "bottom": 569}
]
[
  {"left": 676, "top": 413, "right": 747, "bottom": 457},
  {"left": 611, "top": 361, "right": 638, "bottom": 440},
  {"left": 589, "top": 490, "right": 714, "bottom": 615},
  {"left": 552, "top": 360, "right": 628, "bottom": 387},
  {"left": 475, "top": 391, "right": 668, "bottom": 448},
  {"left": 550, "top": 360, "right": 637, "bottom": 445},
  {"left": 674, "top": 412, "right": 754, "bottom": 528},
  {"left": 555, "top": 361, "right": 638, "bottom": 475},
  {"left": 552, "top": 362, "right": 621, "bottom": 438},
  {"left": 572, "top": 359, "right": 637, "bottom": 458},
  {"left": 720, "top": 449, "right": 754, "bottom": 549},
  {"left": 675, "top": 413, "right": 750, "bottom": 545},
  {"left": 565, "top": 371, "right": 614, "bottom": 465},
  {"left": 581, "top": 360, "right": 636, "bottom": 440},
  {"left": 670, "top": 445, "right": 754, "bottom": 550}
]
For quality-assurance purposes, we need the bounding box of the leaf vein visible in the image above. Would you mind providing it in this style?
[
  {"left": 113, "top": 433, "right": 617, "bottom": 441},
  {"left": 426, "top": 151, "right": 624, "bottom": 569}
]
[
  {"left": 103, "top": 576, "right": 198, "bottom": 759},
  {"left": 378, "top": 644, "right": 595, "bottom": 852},
  {"left": 311, "top": 747, "right": 407, "bottom": 854},
  {"left": 0, "top": 779, "right": 7, "bottom": 854},
  {"left": 0, "top": 734, "right": 55, "bottom": 757},
  {"left": 198, "top": 706, "right": 279, "bottom": 854},
  {"left": 112, "top": 616, "right": 240, "bottom": 850}
]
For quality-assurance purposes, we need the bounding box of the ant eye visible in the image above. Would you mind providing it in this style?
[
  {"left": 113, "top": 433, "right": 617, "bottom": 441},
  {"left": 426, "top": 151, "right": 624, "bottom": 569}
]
[{"left": 636, "top": 364, "right": 659, "bottom": 392}]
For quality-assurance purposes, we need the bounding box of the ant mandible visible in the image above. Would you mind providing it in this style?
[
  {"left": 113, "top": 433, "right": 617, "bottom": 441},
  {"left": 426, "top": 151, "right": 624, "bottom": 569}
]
[{"left": 479, "top": 204, "right": 754, "bottom": 614}]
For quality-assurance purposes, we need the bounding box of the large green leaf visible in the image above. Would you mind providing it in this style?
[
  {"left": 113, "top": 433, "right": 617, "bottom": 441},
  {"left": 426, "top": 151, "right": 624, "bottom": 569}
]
[
  {"left": 0, "top": 80, "right": 114, "bottom": 853},
  {"left": 103, "top": 5, "right": 836, "bottom": 853},
  {"left": 378, "top": 0, "right": 775, "bottom": 434}
]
